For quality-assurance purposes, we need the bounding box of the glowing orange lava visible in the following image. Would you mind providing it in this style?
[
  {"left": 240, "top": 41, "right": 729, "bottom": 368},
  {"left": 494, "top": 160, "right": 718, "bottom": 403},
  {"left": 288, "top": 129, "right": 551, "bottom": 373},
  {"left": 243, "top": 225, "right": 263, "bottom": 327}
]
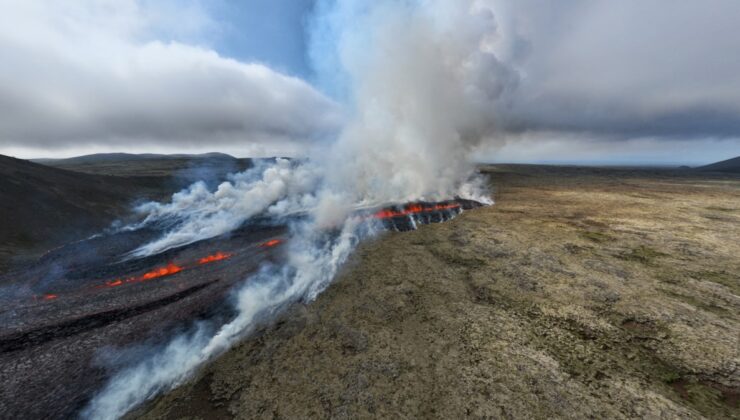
[
  {"left": 141, "top": 263, "right": 183, "bottom": 280},
  {"left": 261, "top": 239, "right": 282, "bottom": 248},
  {"left": 199, "top": 252, "right": 233, "bottom": 264},
  {"left": 373, "top": 203, "right": 461, "bottom": 219},
  {"left": 91, "top": 261, "right": 190, "bottom": 293},
  {"left": 34, "top": 246, "right": 260, "bottom": 302}
]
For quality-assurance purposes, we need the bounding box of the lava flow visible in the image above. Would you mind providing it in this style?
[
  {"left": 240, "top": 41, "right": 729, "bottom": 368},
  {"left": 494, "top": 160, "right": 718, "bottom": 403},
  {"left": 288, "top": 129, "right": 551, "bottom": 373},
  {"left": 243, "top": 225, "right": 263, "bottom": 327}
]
[
  {"left": 199, "top": 252, "right": 232, "bottom": 264},
  {"left": 141, "top": 263, "right": 183, "bottom": 280},
  {"left": 33, "top": 245, "right": 276, "bottom": 302},
  {"left": 101, "top": 250, "right": 241, "bottom": 290},
  {"left": 97, "top": 262, "right": 185, "bottom": 289},
  {"left": 373, "top": 202, "right": 461, "bottom": 219},
  {"left": 261, "top": 239, "right": 282, "bottom": 248}
]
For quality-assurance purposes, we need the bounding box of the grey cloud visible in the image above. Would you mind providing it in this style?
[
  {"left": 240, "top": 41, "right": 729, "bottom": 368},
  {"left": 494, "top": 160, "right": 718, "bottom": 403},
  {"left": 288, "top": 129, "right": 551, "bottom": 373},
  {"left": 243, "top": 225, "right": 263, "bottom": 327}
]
[
  {"left": 2, "top": 0, "right": 739, "bottom": 160},
  {"left": 493, "top": 0, "right": 740, "bottom": 140},
  {"left": 0, "top": 1, "right": 341, "bottom": 153}
]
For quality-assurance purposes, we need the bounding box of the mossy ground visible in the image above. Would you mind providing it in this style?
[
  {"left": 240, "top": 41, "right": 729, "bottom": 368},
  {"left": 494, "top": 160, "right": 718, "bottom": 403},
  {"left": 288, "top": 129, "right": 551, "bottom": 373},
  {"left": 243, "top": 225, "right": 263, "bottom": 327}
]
[{"left": 137, "top": 165, "right": 739, "bottom": 419}]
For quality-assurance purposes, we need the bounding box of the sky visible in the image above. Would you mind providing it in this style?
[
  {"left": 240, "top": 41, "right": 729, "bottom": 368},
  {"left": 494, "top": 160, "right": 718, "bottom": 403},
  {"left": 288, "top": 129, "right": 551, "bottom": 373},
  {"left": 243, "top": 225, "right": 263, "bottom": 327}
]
[{"left": 0, "top": 0, "right": 738, "bottom": 165}]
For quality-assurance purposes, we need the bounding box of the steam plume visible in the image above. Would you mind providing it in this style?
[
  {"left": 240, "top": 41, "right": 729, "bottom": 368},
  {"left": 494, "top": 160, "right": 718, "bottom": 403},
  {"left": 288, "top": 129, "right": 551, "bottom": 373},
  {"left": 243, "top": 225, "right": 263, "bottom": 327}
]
[
  {"left": 130, "top": 159, "right": 322, "bottom": 256},
  {"left": 312, "top": 0, "right": 514, "bottom": 210},
  {"left": 85, "top": 1, "right": 510, "bottom": 418}
]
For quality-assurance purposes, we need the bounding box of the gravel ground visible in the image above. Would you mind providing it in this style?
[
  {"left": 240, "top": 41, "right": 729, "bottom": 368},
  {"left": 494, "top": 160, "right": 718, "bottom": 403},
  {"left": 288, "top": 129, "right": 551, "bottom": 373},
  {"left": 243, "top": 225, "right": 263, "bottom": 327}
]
[{"left": 137, "top": 165, "right": 739, "bottom": 419}]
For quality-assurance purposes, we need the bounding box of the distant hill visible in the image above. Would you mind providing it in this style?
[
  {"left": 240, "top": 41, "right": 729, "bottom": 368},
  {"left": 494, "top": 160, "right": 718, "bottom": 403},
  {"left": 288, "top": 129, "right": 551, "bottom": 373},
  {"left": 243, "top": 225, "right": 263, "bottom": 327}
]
[
  {"left": 1, "top": 152, "right": 284, "bottom": 271},
  {"left": 35, "top": 152, "right": 262, "bottom": 187},
  {"left": 34, "top": 152, "right": 247, "bottom": 175},
  {"left": 0, "top": 155, "right": 168, "bottom": 272},
  {"left": 697, "top": 156, "right": 740, "bottom": 173},
  {"left": 33, "top": 152, "right": 236, "bottom": 165}
]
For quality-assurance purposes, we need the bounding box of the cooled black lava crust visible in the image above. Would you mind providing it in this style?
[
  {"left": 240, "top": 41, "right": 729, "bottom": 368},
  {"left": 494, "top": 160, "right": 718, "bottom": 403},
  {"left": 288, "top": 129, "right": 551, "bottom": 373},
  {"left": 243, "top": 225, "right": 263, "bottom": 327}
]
[{"left": 0, "top": 198, "right": 482, "bottom": 419}]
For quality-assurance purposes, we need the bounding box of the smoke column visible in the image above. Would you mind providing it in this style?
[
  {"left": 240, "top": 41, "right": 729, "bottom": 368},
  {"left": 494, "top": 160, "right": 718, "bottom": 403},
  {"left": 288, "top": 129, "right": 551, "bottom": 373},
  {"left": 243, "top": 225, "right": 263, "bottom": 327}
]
[
  {"left": 84, "top": 1, "right": 513, "bottom": 418},
  {"left": 311, "top": 0, "right": 513, "bottom": 215}
]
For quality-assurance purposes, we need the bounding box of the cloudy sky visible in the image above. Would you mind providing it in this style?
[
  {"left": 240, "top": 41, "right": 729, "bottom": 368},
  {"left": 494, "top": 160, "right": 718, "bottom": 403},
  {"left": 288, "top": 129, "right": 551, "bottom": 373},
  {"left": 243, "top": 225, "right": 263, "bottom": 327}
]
[{"left": 0, "top": 0, "right": 738, "bottom": 164}]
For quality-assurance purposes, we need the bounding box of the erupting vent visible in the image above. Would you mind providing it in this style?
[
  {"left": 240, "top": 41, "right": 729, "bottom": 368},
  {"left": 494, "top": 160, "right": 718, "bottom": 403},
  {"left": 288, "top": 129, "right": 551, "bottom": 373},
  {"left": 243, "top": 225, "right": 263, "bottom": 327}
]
[{"left": 371, "top": 198, "right": 482, "bottom": 231}]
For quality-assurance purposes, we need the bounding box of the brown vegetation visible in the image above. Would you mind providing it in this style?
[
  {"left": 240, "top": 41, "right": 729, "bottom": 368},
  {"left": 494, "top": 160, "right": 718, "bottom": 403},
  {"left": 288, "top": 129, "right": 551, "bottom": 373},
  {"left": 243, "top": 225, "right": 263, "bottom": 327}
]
[{"left": 137, "top": 165, "right": 739, "bottom": 419}]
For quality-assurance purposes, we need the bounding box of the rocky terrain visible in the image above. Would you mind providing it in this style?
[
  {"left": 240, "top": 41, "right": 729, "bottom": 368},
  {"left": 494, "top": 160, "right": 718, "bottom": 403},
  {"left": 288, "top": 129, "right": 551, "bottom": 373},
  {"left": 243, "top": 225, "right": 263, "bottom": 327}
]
[
  {"left": 137, "top": 165, "right": 739, "bottom": 419},
  {"left": 0, "top": 151, "right": 475, "bottom": 419},
  {"left": 0, "top": 155, "right": 164, "bottom": 273},
  {"left": 0, "top": 153, "right": 257, "bottom": 274}
]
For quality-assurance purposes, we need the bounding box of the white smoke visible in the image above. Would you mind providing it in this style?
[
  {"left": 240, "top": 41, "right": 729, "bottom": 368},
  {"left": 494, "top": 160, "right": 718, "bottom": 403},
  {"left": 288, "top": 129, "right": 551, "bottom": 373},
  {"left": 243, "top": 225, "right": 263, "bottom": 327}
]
[
  {"left": 83, "top": 218, "right": 364, "bottom": 420},
  {"left": 85, "top": 1, "right": 510, "bottom": 418},
  {"left": 311, "top": 0, "right": 514, "bottom": 206},
  {"left": 130, "top": 0, "right": 508, "bottom": 256},
  {"left": 130, "top": 158, "right": 323, "bottom": 256}
]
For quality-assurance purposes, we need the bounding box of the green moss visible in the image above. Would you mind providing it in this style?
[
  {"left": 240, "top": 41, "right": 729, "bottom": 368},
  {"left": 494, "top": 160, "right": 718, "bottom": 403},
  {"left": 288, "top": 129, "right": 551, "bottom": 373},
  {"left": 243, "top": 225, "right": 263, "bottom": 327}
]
[
  {"left": 659, "top": 288, "right": 728, "bottom": 315},
  {"left": 618, "top": 246, "right": 666, "bottom": 265},
  {"left": 694, "top": 271, "right": 740, "bottom": 295},
  {"left": 428, "top": 244, "right": 486, "bottom": 268},
  {"left": 654, "top": 271, "right": 685, "bottom": 285},
  {"left": 669, "top": 378, "right": 739, "bottom": 418},
  {"left": 580, "top": 231, "right": 612, "bottom": 243},
  {"left": 705, "top": 206, "right": 735, "bottom": 212},
  {"left": 660, "top": 370, "right": 682, "bottom": 384}
]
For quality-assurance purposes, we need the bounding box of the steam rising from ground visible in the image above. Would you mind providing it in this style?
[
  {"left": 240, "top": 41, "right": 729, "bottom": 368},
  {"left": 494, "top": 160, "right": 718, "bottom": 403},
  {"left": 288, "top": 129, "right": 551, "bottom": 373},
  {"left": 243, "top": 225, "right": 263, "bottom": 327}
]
[
  {"left": 131, "top": 159, "right": 322, "bottom": 256},
  {"left": 84, "top": 219, "right": 363, "bottom": 420},
  {"left": 314, "top": 0, "right": 513, "bottom": 208},
  {"left": 130, "top": 0, "right": 504, "bottom": 256},
  {"left": 85, "top": 1, "right": 507, "bottom": 418}
]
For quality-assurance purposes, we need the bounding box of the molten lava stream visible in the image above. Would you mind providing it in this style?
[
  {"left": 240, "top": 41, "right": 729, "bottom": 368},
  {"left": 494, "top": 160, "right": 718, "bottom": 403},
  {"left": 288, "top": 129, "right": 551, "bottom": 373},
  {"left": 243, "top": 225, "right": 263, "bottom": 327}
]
[
  {"left": 261, "top": 239, "right": 282, "bottom": 248},
  {"left": 372, "top": 203, "right": 461, "bottom": 219},
  {"left": 199, "top": 251, "right": 232, "bottom": 264},
  {"left": 141, "top": 263, "right": 183, "bottom": 280},
  {"left": 35, "top": 249, "right": 243, "bottom": 302}
]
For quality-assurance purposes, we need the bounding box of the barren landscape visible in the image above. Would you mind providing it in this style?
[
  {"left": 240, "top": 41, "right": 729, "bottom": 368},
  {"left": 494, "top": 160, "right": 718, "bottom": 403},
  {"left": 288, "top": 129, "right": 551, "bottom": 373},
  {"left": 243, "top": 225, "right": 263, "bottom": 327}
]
[
  {"left": 135, "top": 165, "right": 739, "bottom": 419},
  {"left": 4, "top": 2, "right": 740, "bottom": 419}
]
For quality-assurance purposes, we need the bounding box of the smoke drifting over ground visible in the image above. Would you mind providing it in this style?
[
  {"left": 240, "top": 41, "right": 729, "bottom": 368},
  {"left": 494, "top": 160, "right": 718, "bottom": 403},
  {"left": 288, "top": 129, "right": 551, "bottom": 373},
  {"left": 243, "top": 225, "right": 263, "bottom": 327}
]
[
  {"left": 85, "top": 1, "right": 503, "bottom": 418},
  {"left": 130, "top": 159, "right": 322, "bottom": 257},
  {"left": 84, "top": 219, "right": 363, "bottom": 420}
]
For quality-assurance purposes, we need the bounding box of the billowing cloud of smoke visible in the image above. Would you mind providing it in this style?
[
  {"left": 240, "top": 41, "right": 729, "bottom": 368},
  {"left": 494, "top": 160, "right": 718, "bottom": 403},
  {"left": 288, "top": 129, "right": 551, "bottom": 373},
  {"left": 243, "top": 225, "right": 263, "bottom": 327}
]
[
  {"left": 310, "top": 0, "right": 515, "bottom": 210},
  {"left": 129, "top": 158, "right": 322, "bottom": 256},
  {"left": 127, "top": 0, "right": 507, "bottom": 257},
  {"left": 85, "top": 1, "right": 506, "bottom": 418}
]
